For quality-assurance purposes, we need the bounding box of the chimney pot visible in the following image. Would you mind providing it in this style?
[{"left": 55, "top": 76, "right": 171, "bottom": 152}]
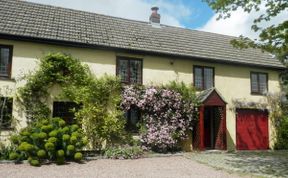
[{"left": 150, "top": 6, "right": 160, "bottom": 25}]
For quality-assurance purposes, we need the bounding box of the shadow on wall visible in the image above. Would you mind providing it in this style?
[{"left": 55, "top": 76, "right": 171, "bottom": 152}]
[{"left": 226, "top": 129, "right": 235, "bottom": 151}]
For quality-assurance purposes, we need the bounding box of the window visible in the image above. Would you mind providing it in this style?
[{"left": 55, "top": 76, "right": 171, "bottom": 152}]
[
  {"left": 0, "top": 45, "right": 13, "bottom": 78},
  {"left": 125, "top": 107, "right": 141, "bottom": 133},
  {"left": 193, "top": 66, "right": 214, "bottom": 90},
  {"left": 116, "top": 57, "right": 142, "bottom": 84},
  {"left": 0, "top": 97, "right": 13, "bottom": 129},
  {"left": 251, "top": 72, "right": 268, "bottom": 95},
  {"left": 52, "top": 102, "right": 80, "bottom": 124}
]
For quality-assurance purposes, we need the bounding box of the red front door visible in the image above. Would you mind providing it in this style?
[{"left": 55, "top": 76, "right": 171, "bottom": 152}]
[{"left": 236, "top": 109, "right": 269, "bottom": 150}]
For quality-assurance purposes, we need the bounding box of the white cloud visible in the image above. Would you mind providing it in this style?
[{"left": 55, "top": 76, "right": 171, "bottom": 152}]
[
  {"left": 199, "top": 7, "right": 288, "bottom": 39},
  {"left": 24, "top": 0, "right": 193, "bottom": 27}
]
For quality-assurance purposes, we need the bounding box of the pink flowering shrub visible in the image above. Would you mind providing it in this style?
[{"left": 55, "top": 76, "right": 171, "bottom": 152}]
[{"left": 121, "top": 85, "right": 198, "bottom": 152}]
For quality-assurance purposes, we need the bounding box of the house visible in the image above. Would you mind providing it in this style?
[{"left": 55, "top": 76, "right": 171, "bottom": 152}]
[{"left": 0, "top": 0, "right": 285, "bottom": 150}]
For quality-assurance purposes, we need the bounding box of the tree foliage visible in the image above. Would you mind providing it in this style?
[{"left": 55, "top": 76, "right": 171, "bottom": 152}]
[{"left": 204, "top": 0, "right": 288, "bottom": 59}]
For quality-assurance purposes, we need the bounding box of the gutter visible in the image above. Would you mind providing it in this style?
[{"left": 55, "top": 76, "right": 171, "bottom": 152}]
[{"left": 0, "top": 33, "right": 286, "bottom": 71}]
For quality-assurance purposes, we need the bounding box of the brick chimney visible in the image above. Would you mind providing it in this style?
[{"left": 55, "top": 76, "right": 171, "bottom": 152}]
[{"left": 149, "top": 6, "right": 160, "bottom": 24}]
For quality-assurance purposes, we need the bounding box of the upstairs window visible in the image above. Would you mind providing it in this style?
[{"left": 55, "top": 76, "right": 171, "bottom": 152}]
[
  {"left": 0, "top": 97, "right": 13, "bottom": 129},
  {"left": 52, "top": 102, "right": 80, "bottom": 124},
  {"left": 125, "top": 107, "right": 141, "bottom": 133},
  {"left": 116, "top": 57, "right": 142, "bottom": 84},
  {"left": 0, "top": 45, "right": 13, "bottom": 78},
  {"left": 251, "top": 72, "right": 268, "bottom": 95},
  {"left": 193, "top": 66, "right": 214, "bottom": 90}
]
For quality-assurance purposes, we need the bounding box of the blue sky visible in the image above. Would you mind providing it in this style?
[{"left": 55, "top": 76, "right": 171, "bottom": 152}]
[
  {"left": 25, "top": 0, "right": 287, "bottom": 38},
  {"left": 151, "top": 0, "right": 214, "bottom": 29}
]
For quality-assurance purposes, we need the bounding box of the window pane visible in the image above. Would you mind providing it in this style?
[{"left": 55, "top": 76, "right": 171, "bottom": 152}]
[
  {"left": 118, "top": 59, "right": 129, "bottom": 83},
  {"left": 194, "top": 67, "right": 203, "bottom": 89},
  {"left": 53, "top": 102, "right": 79, "bottom": 124},
  {"left": 130, "top": 60, "right": 142, "bottom": 84},
  {"left": 251, "top": 73, "right": 258, "bottom": 93},
  {"left": 204, "top": 68, "right": 213, "bottom": 89},
  {"left": 259, "top": 74, "right": 267, "bottom": 94},
  {"left": 0, "top": 48, "right": 10, "bottom": 76},
  {"left": 125, "top": 107, "right": 140, "bottom": 132},
  {"left": 0, "top": 97, "right": 13, "bottom": 129}
]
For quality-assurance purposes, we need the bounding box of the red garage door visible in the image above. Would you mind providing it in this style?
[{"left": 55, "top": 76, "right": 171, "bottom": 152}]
[{"left": 236, "top": 109, "right": 269, "bottom": 150}]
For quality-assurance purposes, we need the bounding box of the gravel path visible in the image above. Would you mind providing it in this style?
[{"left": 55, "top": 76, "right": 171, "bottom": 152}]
[
  {"left": 0, "top": 156, "right": 244, "bottom": 178},
  {"left": 186, "top": 151, "right": 288, "bottom": 178}
]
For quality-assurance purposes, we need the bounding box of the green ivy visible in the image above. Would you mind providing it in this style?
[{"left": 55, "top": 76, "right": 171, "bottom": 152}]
[
  {"left": 18, "top": 53, "right": 91, "bottom": 122},
  {"left": 17, "top": 53, "right": 129, "bottom": 150}
]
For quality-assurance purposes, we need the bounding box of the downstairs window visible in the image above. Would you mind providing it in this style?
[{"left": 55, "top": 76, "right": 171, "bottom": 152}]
[
  {"left": 0, "top": 97, "right": 13, "bottom": 129},
  {"left": 52, "top": 101, "right": 80, "bottom": 124}
]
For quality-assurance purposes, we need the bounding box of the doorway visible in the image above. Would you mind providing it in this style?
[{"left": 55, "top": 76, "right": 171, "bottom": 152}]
[{"left": 204, "top": 106, "right": 221, "bottom": 149}]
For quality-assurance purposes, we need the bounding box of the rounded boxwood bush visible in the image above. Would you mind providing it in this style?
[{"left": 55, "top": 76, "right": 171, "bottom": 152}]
[
  {"left": 70, "top": 136, "right": 77, "bottom": 144},
  {"left": 30, "top": 159, "right": 40, "bottom": 167},
  {"left": 9, "top": 152, "right": 19, "bottom": 160},
  {"left": 61, "top": 127, "right": 70, "bottom": 134},
  {"left": 62, "top": 134, "right": 70, "bottom": 141},
  {"left": 74, "top": 152, "right": 83, "bottom": 161},
  {"left": 71, "top": 125, "right": 79, "bottom": 132},
  {"left": 9, "top": 117, "right": 87, "bottom": 166},
  {"left": 57, "top": 150, "right": 65, "bottom": 158},
  {"left": 49, "top": 130, "right": 58, "bottom": 137},
  {"left": 45, "top": 142, "right": 55, "bottom": 151},
  {"left": 71, "top": 132, "right": 79, "bottom": 137},
  {"left": 41, "top": 125, "right": 53, "bottom": 133},
  {"left": 67, "top": 145, "right": 75, "bottom": 152},
  {"left": 38, "top": 132, "right": 47, "bottom": 139},
  {"left": 48, "top": 137, "right": 57, "bottom": 143},
  {"left": 37, "top": 150, "right": 46, "bottom": 158},
  {"left": 58, "top": 120, "right": 66, "bottom": 127}
]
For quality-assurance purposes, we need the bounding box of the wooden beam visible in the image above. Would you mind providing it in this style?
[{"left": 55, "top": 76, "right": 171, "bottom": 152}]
[
  {"left": 223, "top": 105, "right": 227, "bottom": 150},
  {"left": 199, "top": 105, "right": 205, "bottom": 150}
]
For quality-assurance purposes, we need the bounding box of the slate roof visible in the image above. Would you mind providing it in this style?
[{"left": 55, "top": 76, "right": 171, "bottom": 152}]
[
  {"left": 0, "top": 0, "right": 285, "bottom": 69},
  {"left": 197, "top": 87, "right": 227, "bottom": 104}
]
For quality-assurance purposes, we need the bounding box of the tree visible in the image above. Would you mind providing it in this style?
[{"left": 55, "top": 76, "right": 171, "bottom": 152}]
[{"left": 204, "top": 0, "right": 288, "bottom": 61}]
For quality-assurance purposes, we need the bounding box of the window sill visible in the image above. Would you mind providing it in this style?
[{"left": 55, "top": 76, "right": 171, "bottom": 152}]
[
  {"left": 251, "top": 92, "right": 266, "bottom": 96},
  {"left": 0, "top": 77, "right": 15, "bottom": 82}
]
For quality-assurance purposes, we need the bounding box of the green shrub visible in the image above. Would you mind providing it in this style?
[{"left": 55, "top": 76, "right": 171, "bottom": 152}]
[
  {"left": 67, "top": 145, "right": 75, "bottom": 152},
  {"left": 74, "top": 152, "right": 83, "bottom": 161},
  {"left": 62, "top": 134, "right": 70, "bottom": 141},
  {"left": 30, "top": 159, "right": 40, "bottom": 167},
  {"left": 0, "top": 143, "right": 16, "bottom": 160},
  {"left": 57, "top": 150, "right": 65, "bottom": 158},
  {"left": 61, "top": 127, "right": 70, "bottom": 133},
  {"left": 104, "top": 146, "right": 144, "bottom": 159},
  {"left": 70, "top": 136, "right": 77, "bottom": 144},
  {"left": 37, "top": 150, "right": 46, "bottom": 158},
  {"left": 45, "top": 142, "right": 55, "bottom": 151},
  {"left": 275, "top": 117, "right": 288, "bottom": 149},
  {"left": 9, "top": 152, "right": 19, "bottom": 160},
  {"left": 8, "top": 117, "right": 87, "bottom": 166},
  {"left": 49, "top": 130, "right": 58, "bottom": 137}
]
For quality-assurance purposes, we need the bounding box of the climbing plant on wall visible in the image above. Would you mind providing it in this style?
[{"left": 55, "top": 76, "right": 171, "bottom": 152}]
[
  {"left": 17, "top": 53, "right": 91, "bottom": 122},
  {"left": 121, "top": 82, "right": 199, "bottom": 152},
  {"left": 17, "top": 53, "right": 128, "bottom": 150}
]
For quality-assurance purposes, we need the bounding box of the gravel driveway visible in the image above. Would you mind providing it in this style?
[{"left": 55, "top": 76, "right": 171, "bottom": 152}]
[
  {"left": 0, "top": 156, "right": 243, "bottom": 178},
  {"left": 186, "top": 151, "right": 288, "bottom": 178}
]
